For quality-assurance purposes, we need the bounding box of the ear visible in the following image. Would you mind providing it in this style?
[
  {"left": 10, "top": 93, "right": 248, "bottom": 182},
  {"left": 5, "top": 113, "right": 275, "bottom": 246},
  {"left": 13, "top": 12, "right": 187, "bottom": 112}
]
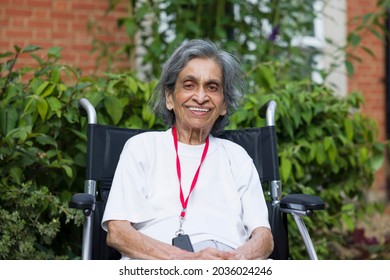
[
  {"left": 165, "top": 90, "right": 174, "bottom": 110},
  {"left": 220, "top": 102, "right": 227, "bottom": 116}
]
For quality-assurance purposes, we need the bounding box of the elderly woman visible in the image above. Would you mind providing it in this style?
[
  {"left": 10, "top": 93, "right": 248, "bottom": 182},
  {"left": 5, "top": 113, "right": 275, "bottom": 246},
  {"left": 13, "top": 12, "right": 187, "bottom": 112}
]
[{"left": 101, "top": 39, "right": 273, "bottom": 260}]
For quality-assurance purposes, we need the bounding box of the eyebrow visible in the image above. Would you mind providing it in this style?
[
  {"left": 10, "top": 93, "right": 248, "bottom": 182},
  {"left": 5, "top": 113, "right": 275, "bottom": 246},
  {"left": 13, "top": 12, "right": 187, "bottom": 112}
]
[{"left": 180, "top": 75, "right": 222, "bottom": 86}]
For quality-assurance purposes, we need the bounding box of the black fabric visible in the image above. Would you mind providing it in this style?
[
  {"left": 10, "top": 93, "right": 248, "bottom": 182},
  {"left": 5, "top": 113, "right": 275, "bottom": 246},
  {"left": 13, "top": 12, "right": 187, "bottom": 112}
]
[
  {"left": 91, "top": 201, "right": 121, "bottom": 260},
  {"left": 84, "top": 124, "right": 289, "bottom": 259},
  {"left": 267, "top": 202, "right": 290, "bottom": 260},
  {"left": 86, "top": 124, "right": 147, "bottom": 181}
]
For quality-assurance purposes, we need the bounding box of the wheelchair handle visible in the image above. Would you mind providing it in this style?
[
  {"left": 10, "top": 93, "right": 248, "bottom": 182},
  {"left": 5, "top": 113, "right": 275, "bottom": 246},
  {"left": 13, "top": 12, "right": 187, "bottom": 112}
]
[
  {"left": 79, "top": 98, "right": 97, "bottom": 124},
  {"left": 259, "top": 100, "right": 277, "bottom": 126}
]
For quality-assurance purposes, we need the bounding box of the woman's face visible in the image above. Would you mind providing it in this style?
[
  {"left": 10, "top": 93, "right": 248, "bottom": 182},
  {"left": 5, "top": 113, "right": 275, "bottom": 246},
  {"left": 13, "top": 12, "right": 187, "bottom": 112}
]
[{"left": 166, "top": 58, "right": 226, "bottom": 138}]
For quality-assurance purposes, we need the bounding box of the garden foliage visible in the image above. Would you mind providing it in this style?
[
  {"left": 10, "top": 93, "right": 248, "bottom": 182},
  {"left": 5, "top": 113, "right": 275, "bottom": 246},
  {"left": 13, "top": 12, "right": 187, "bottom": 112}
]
[{"left": 1, "top": 0, "right": 389, "bottom": 259}]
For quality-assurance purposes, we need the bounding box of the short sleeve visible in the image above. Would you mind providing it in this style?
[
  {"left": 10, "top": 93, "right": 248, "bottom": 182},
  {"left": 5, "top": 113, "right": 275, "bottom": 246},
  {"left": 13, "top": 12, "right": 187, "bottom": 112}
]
[
  {"left": 239, "top": 161, "right": 271, "bottom": 235},
  {"left": 101, "top": 138, "right": 157, "bottom": 231}
]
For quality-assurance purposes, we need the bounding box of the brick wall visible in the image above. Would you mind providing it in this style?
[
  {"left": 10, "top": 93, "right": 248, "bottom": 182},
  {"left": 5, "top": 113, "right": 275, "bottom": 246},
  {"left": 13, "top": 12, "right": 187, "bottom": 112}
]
[
  {"left": 0, "top": 0, "right": 130, "bottom": 75},
  {"left": 347, "top": 0, "right": 388, "bottom": 201}
]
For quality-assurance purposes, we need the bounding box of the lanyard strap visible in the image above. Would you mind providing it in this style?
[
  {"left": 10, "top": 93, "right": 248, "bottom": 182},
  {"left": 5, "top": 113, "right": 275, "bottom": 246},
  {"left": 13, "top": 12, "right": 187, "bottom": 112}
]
[{"left": 172, "top": 126, "right": 209, "bottom": 219}]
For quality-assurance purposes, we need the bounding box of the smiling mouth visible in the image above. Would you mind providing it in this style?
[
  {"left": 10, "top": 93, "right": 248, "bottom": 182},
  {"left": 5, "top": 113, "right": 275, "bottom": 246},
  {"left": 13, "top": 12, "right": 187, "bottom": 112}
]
[{"left": 187, "top": 107, "right": 211, "bottom": 113}]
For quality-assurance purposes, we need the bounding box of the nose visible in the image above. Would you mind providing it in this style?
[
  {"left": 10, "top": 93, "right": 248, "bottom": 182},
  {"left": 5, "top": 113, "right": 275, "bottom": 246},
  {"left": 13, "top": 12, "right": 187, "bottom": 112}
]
[{"left": 193, "top": 88, "right": 209, "bottom": 103}]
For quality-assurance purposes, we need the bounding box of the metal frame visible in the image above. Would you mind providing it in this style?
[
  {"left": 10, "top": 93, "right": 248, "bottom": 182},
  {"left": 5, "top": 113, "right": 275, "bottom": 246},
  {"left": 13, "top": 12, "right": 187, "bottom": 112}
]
[
  {"left": 264, "top": 100, "right": 318, "bottom": 260},
  {"left": 79, "top": 98, "right": 97, "bottom": 260}
]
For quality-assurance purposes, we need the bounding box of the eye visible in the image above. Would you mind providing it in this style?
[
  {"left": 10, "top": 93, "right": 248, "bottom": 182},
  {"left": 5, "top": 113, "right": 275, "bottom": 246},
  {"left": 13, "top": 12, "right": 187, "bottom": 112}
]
[
  {"left": 183, "top": 81, "right": 196, "bottom": 90},
  {"left": 206, "top": 83, "right": 220, "bottom": 92}
]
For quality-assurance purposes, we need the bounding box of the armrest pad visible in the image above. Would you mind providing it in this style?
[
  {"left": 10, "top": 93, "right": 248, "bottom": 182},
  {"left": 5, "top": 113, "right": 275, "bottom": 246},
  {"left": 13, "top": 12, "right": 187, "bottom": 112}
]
[
  {"left": 280, "top": 194, "right": 325, "bottom": 211},
  {"left": 69, "top": 193, "right": 96, "bottom": 210}
]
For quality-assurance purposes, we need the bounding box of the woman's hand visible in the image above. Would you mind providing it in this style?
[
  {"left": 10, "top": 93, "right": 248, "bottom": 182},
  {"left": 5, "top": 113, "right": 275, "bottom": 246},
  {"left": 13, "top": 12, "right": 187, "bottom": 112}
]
[{"left": 176, "top": 247, "right": 234, "bottom": 260}]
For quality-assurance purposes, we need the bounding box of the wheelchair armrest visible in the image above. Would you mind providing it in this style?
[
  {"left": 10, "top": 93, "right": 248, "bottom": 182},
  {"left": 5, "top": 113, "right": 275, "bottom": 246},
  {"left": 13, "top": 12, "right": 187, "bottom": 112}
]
[
  {"left": 280, "top": 193, "right": 325, "bottom": 213},
  {"left": 69, "top": 193, "right": 96, "bottom": 211}
]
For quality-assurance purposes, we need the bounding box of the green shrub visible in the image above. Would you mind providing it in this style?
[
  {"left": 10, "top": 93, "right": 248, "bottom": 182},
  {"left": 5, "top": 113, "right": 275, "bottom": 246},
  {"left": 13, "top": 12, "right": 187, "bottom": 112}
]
[
  {"left": 0, "top": 45, "right": 162, "bottom": 259},
  {"left": 0, "top": 45, "right": 86, "bottom": 259},
  {"left": 229, "top": 74, "right": 385, "bottom": 259}
]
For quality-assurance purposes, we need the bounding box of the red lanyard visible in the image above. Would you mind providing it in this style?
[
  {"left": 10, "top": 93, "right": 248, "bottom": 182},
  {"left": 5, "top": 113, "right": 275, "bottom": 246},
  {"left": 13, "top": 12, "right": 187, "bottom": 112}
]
[{"left": 172, "top": 126, "right": 209, "bottom": 219}]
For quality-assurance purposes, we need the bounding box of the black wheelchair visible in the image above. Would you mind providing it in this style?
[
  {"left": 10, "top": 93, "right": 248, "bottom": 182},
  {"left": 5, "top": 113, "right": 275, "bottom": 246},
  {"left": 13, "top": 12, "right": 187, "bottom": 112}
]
[{"left": 70, "top": 98, "right": 325, "bottom": 260}]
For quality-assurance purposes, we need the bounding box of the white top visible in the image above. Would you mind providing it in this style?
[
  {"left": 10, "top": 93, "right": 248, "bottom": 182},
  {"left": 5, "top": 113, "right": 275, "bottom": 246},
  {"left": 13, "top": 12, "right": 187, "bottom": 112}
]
[{"left": 102, "top": 128, "right": 270, "bottom": 252}]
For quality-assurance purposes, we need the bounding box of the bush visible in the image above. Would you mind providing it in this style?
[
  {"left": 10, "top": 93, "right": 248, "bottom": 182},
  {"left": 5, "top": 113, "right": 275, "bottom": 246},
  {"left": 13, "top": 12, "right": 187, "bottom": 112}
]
[
  {"left": 0, "top": 45, "right": 159, "bottom": 259},
  {"left": 229, "top": 74, "right": 385, "bottom": 259},
  {"left": 0, "top": 45, "right": 87, "bottom": 259}
]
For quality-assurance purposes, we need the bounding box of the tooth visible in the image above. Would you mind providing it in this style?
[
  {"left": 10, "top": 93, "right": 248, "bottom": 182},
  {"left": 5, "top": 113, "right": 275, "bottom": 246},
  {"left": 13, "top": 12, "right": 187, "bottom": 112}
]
[{"left": 189, "top": 107, "right": 209, "bottom": 112}]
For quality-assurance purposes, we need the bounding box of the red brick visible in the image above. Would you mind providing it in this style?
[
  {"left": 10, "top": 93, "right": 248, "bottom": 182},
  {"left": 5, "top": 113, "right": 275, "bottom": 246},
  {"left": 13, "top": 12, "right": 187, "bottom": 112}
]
[
  {"left": 31, "top": 9, "right": 51, "bottom": 19},
  {"left": 28, "top": 19, "right": 52, "bottom": 29},
  {"left": 52, "top": 0, "right": 71, "bottom": 11},
  {"left": 34, "top": 30, "right": 51, "bottom": 39},
  {"left": 5, "top": 8, "right": 32, "bottom": 17},
  {"left": 51, "top": 11, "right": 74, "bottom": 20},
  {"left": 9, "top": 18, "right": 27, "bottom": 28},
  {"left": 6, "top": 29, "right": 33, "bottom": 38},
  {"left": 26, "top": 0, "right": 52, "bottom": 8}
]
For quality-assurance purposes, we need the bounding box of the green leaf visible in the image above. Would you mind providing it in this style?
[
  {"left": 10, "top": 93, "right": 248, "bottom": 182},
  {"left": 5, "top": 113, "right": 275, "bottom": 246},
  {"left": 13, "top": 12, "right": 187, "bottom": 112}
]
[
  {"left": 342, "top": 203, "right": 355, "bottom": 212},
  {"left": 369, "top": 28, "right": 383, "bottom": 41},
  {"left": 107, "top": 80, "right": 120, "bottom": 94},
  {"left": 22, "top": 45, "right": 42, "bottom": 53},
  {"left": 71, "top": 129, "right": 87, "bottom": 141},
  {"left": 323, "top": 137, "right": 333, "bottom": 150},
  {"left": 348, "top": 33, "right": 361, "bottom": 47},
  {"left": 9, "top": 167, "right": 23, "bottom": 184},
  {"left": 344, "top": 119, "right": 354, "bottom": 141},
  {"left": 41, "top": 83, "right": 55, "bottom": 98},
  {"left": 0, "top": 51, "right": 14, "bottom": 58},
  {"left": 56, "top": 83, "right": 67, "bottom": 93},
  {"left": 50, "top": 69, "right": 61, "bottom": 84},
  {"left": 47, "top": 97, "right": 62, "bottom": 117},
  {"left": 125, "top": 76, "right": 138, "bottom": 93},
  {"left": 35, "top": 81, "right": 50, "bottom": 95},
  {"left": 36, "top": 134, "right": 58, "bottom": 148},
  {"left": 301, "top": 110, "right": 312, "bottom": 124},
  {"left": 124, "top": 18, "right": 137, "bottom": 36},
  {"left": 13, "top": 45, "right": 21, "bottom": 53},
  {"left": 0, "top": 108, "right": 18, "bottom": 135},
  {"left": 30, "top": 53, "right": 43, "bottom": 65},
  {"left": 280, "top": 157, "right": 292, "bottom": 182},
  {"left": 47, "top": 46, "right": 63, "bottom": 59},
  {"left": 258, "top": 65, "right": 276, "bottom": 90},
  {"left": 345, "top": 60, "right": 355, "bottom": 76},
  {"left": 293, "top": 160, "right": 304, "bottom": 179},
  {"left": 23, "top": 97, "right": 36, "bottom": 115},
  {"left": 37, "top": 97, "right": 49, "bottom": 121},
  {"left": 315, "top": 144, "right": 326, "bottom": 165},
  {"left": 6, "top": 125, "right": 32, "bottom": 143},
  {"left": 126, "top": 115, "right": 143, "bottom": 128},
  {"left": 361, "top": 45, "right": 375, "bottom": 58},
  {"left": 359, "top": 147, "right": 368, "bottom": 165},
  {"left": 63, "top": 64, "right": 79, "bottom": 79},
  {"left": 104, "top": 95, "right": 123, "bottom": 125},
  {"left": 342, "top": 213, "right": 355, "bottom": 231},
  {"left": 62, "top": 165, "right": 73, "bottom": 178},
  {"left": 141, "top": 104, "right": 153, "bottom": 122},
  {"left": 328, "top": 143, "right": 337, "bottom": 164},
  {"left": 138, "top": 82, "right": 147, "bottom": 92},
  {"left": 371, "top": 153, "right": 384, "bottom": 172}
]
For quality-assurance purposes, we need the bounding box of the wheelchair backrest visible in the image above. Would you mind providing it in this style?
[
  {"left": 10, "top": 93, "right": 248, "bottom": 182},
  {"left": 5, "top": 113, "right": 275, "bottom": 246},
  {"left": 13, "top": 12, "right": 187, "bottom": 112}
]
[{"left": 85, "top": 124, "right": 280, "bottom": 188}]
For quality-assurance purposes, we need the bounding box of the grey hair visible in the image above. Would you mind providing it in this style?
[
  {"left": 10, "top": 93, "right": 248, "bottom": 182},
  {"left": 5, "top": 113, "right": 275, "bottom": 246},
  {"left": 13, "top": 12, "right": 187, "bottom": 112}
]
[{"left": 152, "top": 39, "right": 245, "bottom": 135}]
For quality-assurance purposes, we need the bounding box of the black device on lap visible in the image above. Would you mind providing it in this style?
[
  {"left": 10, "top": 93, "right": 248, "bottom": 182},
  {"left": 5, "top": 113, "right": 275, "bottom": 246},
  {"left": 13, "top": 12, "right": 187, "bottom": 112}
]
[{"left": 172, "top": 234, "right": 194, "bottom": 252}]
